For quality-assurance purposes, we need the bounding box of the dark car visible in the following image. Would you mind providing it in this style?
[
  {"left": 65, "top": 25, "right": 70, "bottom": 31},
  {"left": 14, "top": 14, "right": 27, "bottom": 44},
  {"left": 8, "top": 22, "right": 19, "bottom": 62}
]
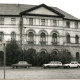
[{"left": 12, "top": 61, "right": 32, "bottom": 69}]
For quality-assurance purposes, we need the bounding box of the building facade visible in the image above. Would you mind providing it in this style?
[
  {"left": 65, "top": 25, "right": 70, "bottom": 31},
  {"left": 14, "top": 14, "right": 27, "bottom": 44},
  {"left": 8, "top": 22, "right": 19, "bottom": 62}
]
[{"left": 0, "top": 4, "right": 80, "bottom": 60}]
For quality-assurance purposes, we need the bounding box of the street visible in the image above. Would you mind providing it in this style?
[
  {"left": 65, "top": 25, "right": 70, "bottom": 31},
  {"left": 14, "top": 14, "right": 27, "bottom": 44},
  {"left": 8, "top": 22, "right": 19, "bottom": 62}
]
[{"left": 0, "top": 67, "right": 80, "bottom": 80}]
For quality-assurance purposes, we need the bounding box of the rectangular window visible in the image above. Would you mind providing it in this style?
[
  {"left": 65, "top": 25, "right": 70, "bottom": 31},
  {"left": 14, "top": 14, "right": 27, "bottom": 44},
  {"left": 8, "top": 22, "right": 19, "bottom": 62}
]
[
  {"left": 0, "top": 18, "right": 4, "bottom": 25},
  {"left": 53, "top": 20, "right": 57, "bottom": 26},
  {"left": 75, "top": 21, "right": 78, "bottom": 29},
  {"left": 41, "top": 19, "right": 45, "bottom": 26},
  {"left": 66, "top": 21, "right": 70, "bottom": 28},
  {"left": 11, "top": 18, "right": 16, "bottom": 25},
  {"left": 29, "top": 18, "right": 33, "bottom": 25}
]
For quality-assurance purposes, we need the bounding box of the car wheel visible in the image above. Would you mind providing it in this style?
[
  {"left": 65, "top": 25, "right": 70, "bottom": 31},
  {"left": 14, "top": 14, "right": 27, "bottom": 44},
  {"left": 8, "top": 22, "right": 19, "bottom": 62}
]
[
  {"left": 16, "top": 66, "right": 18, "bottom": 69},
  {"left": 25, "top": 67, "right": 27, "bottom": 68},
  {"left": 77, "top": 66, "right": 79, "bottom": 68},
  {"left": 12, "top": 67, "right": 14, "bottom": 69},
  {"left": 58, "top": 66, "right": 60, "bottom": 68},
  {"left": 43, "top": 66, "right": 47, "bottom": 69},
  {"left": 43, "top": 65, "right": 46, "bottom": 68},
  {"left": 27, "top": 66, "right": 29, "bottom": 68},
  {"left": 67, "top": 66, "right": 70, "bottom": 68}
]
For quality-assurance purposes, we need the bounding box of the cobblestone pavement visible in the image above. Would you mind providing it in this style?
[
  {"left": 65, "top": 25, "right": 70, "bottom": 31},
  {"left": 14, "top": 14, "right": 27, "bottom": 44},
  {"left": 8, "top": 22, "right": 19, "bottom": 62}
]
[{"left": 0, "top": 67, "right": 80, "bottom": 80}]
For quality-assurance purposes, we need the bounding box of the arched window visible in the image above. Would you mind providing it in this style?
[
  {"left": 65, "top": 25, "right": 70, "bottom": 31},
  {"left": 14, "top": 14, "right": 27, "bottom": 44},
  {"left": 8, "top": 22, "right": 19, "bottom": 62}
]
[
  {"left": 51, "top": 50, "right": 58, "bottom": 56},
  {"left": 52, "top": 33, "right": 57, "bottom": 42},
  {"left": 40, "top": 32, "right": 46, "bottom": 42},
  {"left": 0, "top": 32, "right": 4, "bottom": 42},
  {"left": 28, "top": 32, "right": 34, "bottom": 41},
  {"left": 75, "top": 35, "right": 79, "bottom": 44},
  {"left": 40, "top": 51, "right": 46, "bottom": 55},
  {"left": 66, "top": 34, "right": 70, "bottom": 43},
  {"left": 50, "top": 49, "right": 59, "bottom": 61},
  {"left": 40, "top": 49, "right": 48, "bottom": 56},
  {"left": 11, "top": 32, "right": 16, "bottom": 40},
  {"left": 76, "top": 52, "right": 79, "bottom": 60}
]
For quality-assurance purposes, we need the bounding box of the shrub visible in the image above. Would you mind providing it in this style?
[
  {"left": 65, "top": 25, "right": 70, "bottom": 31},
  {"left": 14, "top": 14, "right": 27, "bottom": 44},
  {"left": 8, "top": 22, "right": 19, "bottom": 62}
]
[
  {"left": 50, "top": 51, "right": 61, "bottom": 61},
  {"left": 36, "top": 52, "right": 50, "bottom": 66},
  {"left": 23, "top": 48, "right": 37, "bottom": 66},
  {"left": 60, "top": 49, "right": 73, "bottom": 64}
]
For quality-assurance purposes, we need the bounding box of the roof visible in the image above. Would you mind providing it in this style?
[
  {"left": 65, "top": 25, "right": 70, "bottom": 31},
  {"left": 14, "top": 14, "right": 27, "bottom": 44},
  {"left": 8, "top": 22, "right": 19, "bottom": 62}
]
[
  {"left": 0, "top": 3, "right": 79, "bottom": 20},
  {"left": 52, "top": 7, "right": 79, "bottom": 20},
  {"left": 0, "top": 4, "right": 35, "bottom": 15}
]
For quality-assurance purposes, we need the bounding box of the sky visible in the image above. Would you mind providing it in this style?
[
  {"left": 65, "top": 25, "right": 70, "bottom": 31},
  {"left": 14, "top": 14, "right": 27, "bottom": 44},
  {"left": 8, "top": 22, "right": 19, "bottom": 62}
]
[{"left": 0, "top": 0, "right": 80, "bottom": 19}]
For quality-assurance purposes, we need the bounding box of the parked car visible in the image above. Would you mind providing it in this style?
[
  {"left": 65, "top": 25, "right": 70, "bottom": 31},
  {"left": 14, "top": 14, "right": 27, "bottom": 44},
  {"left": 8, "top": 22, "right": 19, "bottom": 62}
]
[
  {"left": 12, "top": 61, "right": 32, "bottom": 69},
  {"left": 63, "top": 61, "right": 80, "bottom": 68},
  {"left": 43, "top": 61, "right": 62, "bottom": 68}
]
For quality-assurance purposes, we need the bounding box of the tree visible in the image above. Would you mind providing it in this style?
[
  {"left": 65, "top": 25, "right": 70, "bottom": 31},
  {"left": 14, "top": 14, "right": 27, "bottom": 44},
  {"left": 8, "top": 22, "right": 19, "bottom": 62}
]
[
  {"left": 24, "top": 48, "right": 37, "bottom": 66},
  {"left": 60, "top": 49, "right": 73, "bottom": 64},
  {"left": 36, "top": 51, "right": 50, "bottom": 66},
  {"left": 50, "top": 51, "right": 60, "bottom": 61},
  {"left": 6, "top": 40, "right": 20, "bottom": 66}
]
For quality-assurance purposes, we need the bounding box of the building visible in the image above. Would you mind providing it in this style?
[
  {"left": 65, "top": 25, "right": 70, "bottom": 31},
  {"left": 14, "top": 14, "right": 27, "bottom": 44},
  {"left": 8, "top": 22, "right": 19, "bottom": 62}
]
[{"left": 0, "top": 3, "right": 80, "bottom": 60}]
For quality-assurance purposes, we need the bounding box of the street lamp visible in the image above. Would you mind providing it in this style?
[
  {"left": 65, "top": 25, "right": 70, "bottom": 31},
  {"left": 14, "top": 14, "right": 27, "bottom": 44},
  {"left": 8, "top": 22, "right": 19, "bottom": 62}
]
[{"left": 3, "top": 41, "right": 6, "bottom": 80}]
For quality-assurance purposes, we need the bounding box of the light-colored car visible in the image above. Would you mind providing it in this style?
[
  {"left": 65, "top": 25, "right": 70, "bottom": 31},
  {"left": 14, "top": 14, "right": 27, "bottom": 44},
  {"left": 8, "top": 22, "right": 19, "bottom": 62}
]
[
  {"left": 63, "top": 61, "right": 80, "bottom": 68},
  {"left": 12, "top": 61, "right": 32, "bottom": 69},
  {"left": 43, "top": 61, "right": 62, "bottom": 68}
]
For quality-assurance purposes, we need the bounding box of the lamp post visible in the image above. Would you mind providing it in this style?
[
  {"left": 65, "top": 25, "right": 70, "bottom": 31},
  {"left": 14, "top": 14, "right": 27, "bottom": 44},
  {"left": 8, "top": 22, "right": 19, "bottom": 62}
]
[{"left": 3, "top": 42, "right": 6, "bottom": 80}]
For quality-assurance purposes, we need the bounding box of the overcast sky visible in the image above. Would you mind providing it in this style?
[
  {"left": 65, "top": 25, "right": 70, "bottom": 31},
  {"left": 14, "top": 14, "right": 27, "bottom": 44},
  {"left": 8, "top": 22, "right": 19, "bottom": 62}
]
[{"left": 0, "top": 0, "right": 80, "bottom": 19}]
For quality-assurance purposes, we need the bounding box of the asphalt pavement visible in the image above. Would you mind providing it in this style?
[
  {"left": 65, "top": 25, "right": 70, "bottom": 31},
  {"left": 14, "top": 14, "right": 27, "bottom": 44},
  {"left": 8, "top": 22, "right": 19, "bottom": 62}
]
[{"left": 0, "top": 67, "right": 80, "bottom": 80}]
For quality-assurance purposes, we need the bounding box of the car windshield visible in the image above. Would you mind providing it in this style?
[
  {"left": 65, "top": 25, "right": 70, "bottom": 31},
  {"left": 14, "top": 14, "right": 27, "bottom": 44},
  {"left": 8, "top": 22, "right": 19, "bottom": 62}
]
[{"left": 18, "top": 61, "right": 28, "bottom": 64}]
